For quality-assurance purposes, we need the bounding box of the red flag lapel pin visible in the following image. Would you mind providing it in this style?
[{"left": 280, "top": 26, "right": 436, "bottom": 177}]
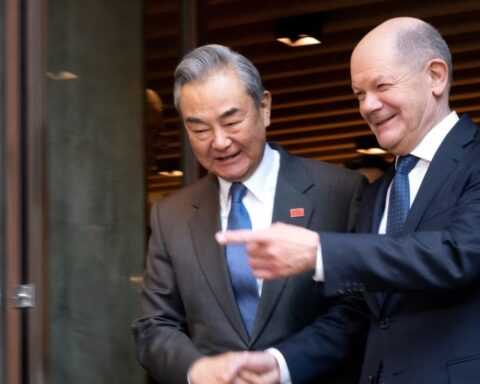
[{"left": 290, "top": 208, "right": 305, "bottom": 218}]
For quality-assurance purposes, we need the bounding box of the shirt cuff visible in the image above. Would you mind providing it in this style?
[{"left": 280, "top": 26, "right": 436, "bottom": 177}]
[
  {"left": 313, "top": 239, "right": 324, "bottom": 282},
  {"left": 267, "top": 348, "right": 292, "bottom": 384}
]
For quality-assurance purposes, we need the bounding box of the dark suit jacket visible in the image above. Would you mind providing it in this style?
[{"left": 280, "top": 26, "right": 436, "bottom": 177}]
[
  {"left": 132, "top": 143, "right": 367, "bottom": 384},
  {"left": 278, "top": 115, "right": 480, "bottom": 383}
]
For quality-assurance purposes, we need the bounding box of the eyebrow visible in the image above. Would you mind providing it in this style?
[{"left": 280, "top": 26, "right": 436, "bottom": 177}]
[
  {"left": 184, "top": 116, "right": 205, "bottom": 124},
  {"left": 184, "top": 107, "right": 241, "bottom": 125},
  {"left": 370, "top": 72, "right": 395, "bottom": 86},
  {"left": 220, "top": 107, "right": 240, "bottom": 119},
  {"left": 352, "top": 74, "right": 388, "bottom": 90}
]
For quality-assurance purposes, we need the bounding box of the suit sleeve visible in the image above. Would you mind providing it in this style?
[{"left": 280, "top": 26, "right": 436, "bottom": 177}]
[
  {"left": 276, "top": 172, "right": 370, "bottom": 383},
  {"left": 322, "top": 154, "right": 480, "bottom": 296},
  {"left": 276, "top": 292, "right": 369, "bottom": 383},
  {"left": 132, "top": 203, "right": 202, "bottom": 384}
]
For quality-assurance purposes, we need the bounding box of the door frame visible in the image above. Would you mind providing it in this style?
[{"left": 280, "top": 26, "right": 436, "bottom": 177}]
[{"left": 2, "top": 0, "right": 48, "bottom": 383}]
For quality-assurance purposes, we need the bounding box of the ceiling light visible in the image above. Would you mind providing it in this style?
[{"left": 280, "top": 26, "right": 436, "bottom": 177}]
[
  {"left": 275, "top": 13, "right": 323, "bottom": 48},
  {"left": 159, "top": 170, "right": 183, "bottom": 177},
  {"left": 276, "top": 35, "right": 321, "bottom": 47},
  {"left": 156, "top": 157, "right": 183, "bottom": 177},
  {"left": 355, "top": 135, "right": 387, "bottom": 155},
  {"left": 357, "top": 148, "right": 387, "bottom": 155},
  {"left": 46, "top": 71, "right": 79, "bottom": 80}
]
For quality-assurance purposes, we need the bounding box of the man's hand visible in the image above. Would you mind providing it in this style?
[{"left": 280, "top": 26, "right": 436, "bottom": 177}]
[
  {"left": 216, "top": 222, "right": 319, "bottom": 279},
  {"left": 189, "top": 353, "right": 247, "bottom": 384},
  {"left": 189, "top": 352, "right": 279, "bottom": 384},
  {"left": 224, "top": 352, "right": 280, "bottom": 384}
]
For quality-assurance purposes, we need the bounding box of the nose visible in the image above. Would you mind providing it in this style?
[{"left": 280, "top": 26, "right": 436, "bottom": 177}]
[
  {"left": 360, "top": 92, "right": 383, "bottom": 115},
  {"left": 212, "top": 127, "right": 231, "bottom": 150}
]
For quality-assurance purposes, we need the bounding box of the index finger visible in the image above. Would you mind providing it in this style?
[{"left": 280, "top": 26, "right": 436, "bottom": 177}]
[{"left": 215, "top": 229, "right": 256, "bottom": 245}]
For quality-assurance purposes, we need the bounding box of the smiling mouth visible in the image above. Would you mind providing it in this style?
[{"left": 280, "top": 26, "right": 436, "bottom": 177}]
[
  {"left": 216, "top": 151, "right": 240, "bottom": 161},
  {"left": 374, "top": 114, "right": 396, "bottom": 126}
]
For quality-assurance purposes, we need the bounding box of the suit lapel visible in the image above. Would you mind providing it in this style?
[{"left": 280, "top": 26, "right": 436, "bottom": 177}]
[
  {"left": 189, "top": 175, "right": 249, "bottom": 343},
  {"left": 403, "top": 116, "right": 476, "bottom": 232},
  {"left": 380, "top": 116, "right": 477, "bottom": 315},
  {"left": 251, "top": 146, "right": 314, "bottom": 343}
]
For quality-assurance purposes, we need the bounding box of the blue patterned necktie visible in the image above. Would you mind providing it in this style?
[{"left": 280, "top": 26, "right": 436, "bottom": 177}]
[
  {"left": 225, "top": 183, "right": 259, "bottom": 336},
  {"left": 386, "top": 155, "right": 419, "bottom": 235},
  {"left": 379, "top": 154, "right": 418, "bottom": 384}
]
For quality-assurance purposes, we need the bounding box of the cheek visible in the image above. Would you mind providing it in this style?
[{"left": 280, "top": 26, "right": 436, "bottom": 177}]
[
  {"left": 237, "top": 127, "right": 264, "bottom": 148},
  {"left": 247, "top": 134, "right": 266, "bottom": 157},
  {"left": 400, "top": 105, "right": 421, "bottom": 130}
]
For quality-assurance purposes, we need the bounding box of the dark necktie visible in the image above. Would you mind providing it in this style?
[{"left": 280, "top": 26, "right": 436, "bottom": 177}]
[
  {"left": 225, "top": 183, "right": 259, "bottom": 336},
  {"left": 386, "top": 155, "right": 419, "bottom": 235},
  {"left": 378, "top": 155, "right": 418, "bottom": 384}
]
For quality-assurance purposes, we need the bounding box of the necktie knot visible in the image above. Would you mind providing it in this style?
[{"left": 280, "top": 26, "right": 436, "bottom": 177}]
[
  {"left": 230, "top": 183, "right": 247, "bottom": 203},
  {"left": 396, "top": 155, "right": 419, "bottom": 175},
  {"left": 387, "top": 154, "right": 418, "bottom": 235}
]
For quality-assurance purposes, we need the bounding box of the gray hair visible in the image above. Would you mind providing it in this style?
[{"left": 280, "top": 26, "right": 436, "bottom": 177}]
[
  {"left": 396, "top": 22, "right": 453, "bottom": 88},
  {"left": 173, "top": 44, "right": 265, "bottom": 111}
]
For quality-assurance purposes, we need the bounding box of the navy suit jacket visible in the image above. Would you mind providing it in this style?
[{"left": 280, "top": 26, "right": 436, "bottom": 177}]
[
  {"left": 132, "top": 143, "right": 368, "bottom": 384},
  {"left": 278, "top": 114, "right": 480, "bottom": 383}
]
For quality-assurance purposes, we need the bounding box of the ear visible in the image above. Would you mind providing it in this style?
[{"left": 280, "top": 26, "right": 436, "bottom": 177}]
[
  {"left": 427, "top": 59, "right": 449, "bottom": 97},
  {"left": 260, "top": 90, "right": 272, "bottom": 127}
]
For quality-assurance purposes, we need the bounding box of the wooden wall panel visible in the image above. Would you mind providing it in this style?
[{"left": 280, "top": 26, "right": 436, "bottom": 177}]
[{"left": 145, "top": 0, "right": 480, "bottom": 197}]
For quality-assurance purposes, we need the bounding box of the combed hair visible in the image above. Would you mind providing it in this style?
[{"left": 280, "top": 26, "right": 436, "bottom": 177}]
[
  {"left": 396, "top": 22, "right": 453, "bottom": 87},
  {"left": 173, "top": 44, "right": 265, "bottom": 111}
]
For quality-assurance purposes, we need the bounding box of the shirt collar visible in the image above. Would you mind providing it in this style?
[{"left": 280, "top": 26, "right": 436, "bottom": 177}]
[
  {"left": 218, "top": 144, "right": 279, "bottom": 205},
  {"left": 410, "top": 111, "right": 459, "bottom": 162}
]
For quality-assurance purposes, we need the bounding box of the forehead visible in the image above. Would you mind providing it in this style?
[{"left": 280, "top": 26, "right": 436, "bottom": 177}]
[
  {"left": 350, "top": 42, "right": 408, "bottom": 86},
  {"left": 185, "top": 69, "right": 246, "bottom": 94},
  {"left": 179, "top": 70, "right": 253, "bottom": 116},
  {"left": 182, "top": 70, "right": 247, "bottom": 99}
]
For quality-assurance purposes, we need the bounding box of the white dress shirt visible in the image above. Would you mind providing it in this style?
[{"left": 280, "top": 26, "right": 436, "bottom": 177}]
[{"left": 218, "top": 144, "right": 280, "bottom": 295}]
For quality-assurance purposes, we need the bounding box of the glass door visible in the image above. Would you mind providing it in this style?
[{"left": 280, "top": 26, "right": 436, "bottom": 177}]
[
  {"left": 46, "top": 0, "right": 146, "bottom": 382},
  {"left": 1, "top": 0, "right": 147, "bottom": 383}
]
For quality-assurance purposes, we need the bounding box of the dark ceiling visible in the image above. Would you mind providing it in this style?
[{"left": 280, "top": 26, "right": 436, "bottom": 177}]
[{"left": 145, "top": 0, "right": 480, "bottom": 198}]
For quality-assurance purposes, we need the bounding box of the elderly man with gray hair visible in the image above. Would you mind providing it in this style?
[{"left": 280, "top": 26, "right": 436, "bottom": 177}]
[{"left": 132, "top": 44, "right": 368, "bottom": 383}]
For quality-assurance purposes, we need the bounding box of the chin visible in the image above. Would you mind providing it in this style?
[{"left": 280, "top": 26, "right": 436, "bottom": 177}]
[
  {"left": 376, "top": 132, "right": 400, "bottom": 152},
  {"left": 217, "top": 171, "right": 245, "bottom": 183}
]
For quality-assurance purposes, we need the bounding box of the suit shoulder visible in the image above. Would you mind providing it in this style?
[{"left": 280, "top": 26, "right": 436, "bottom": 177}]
[
  {"left": 298, "top": 157, "right": 366, "bottom": 186},
  {"left": 150, "top": 175, "right": 217, "bottom": 211}
]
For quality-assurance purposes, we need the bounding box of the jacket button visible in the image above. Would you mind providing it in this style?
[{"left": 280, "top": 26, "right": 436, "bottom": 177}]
[
  {"left": 337, "top": 288, "right": 346, "bottom": 294},
  {"left": 379, "top": 318, "right": 391, "bottom": 329},
  {"left": 368, "top": 375, "right": 375, "bottom": 383}
]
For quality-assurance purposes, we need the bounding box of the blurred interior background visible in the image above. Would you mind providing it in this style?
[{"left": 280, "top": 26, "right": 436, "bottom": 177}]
[{"left": 1, "top": 1, "right": 480, "bottom": 384}]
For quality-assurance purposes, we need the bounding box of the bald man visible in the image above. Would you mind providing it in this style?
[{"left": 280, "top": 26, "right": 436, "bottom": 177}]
[{"left": 218, "top": 17, "right": 480, "bottom": 384}]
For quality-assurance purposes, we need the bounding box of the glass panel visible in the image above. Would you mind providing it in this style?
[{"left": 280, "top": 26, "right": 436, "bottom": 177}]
[{"left": 47, "top": 0, "right": 145, "bottom": 382}]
